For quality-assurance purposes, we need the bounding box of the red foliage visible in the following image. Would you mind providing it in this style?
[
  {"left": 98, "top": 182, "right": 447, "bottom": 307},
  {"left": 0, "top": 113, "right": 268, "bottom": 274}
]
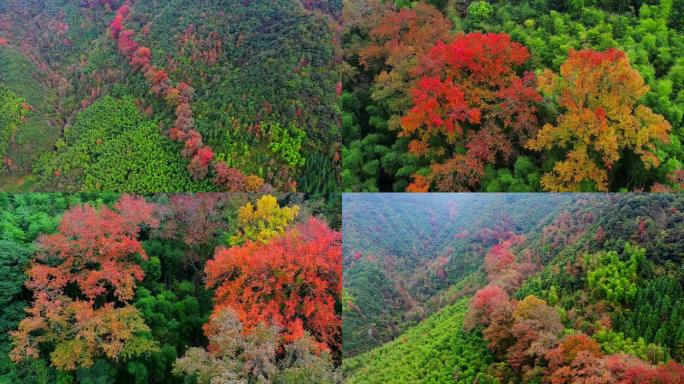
[
  {"left": 605, "top": 353, "right": 684, "bottom": 383},
  {"left": 187, "top": 147, "right": 214, "bottom": 181},
  {"left": 212, "top": 162, "right": 247, "bottom": 192},
  {"left": 359, "top": 2, "right": 451, "bottom": 68},
  {"left": 156, "top": 194, "right": 227, "bottom": 247},
  {"left": 146, "top": 67, "right": 170, "bottom": 96},
  {"left": 174, "top": 102, "right": 194, "bottom": 132},
  {"left": 468, "top": 284, "right": 510, "bottom": 325},
  {"left": 109, "top": 14, "right": 124, "bottom": 38},
  {"left": 130, "top": 46, "right": 151, "bottom": 71},
  {"left": 177, "top": 82, "right": 195, "bottom": 103},
  {"left": 204, "top": 218, "right": 342, "bottom": 351},
  {"left": 27, "top": 196, "right": 157, "bottom": 302},
  {"left": 484, "top": 239, "right": 517, "bottom": 279},
  {"left": 401, "top": 32, "right": 542, "bottom": 191},
  {"left": 547, "top": 351, "right": 615, "bottom": 384},
  {"left": 181, "top": 130, "right": 203, "bottom": 158},
  {"left": 117, "top": 29, "right": 138, "bottom": 56},
  {"left": 546, "top": 334, "right": 603, "bottom": 373}
]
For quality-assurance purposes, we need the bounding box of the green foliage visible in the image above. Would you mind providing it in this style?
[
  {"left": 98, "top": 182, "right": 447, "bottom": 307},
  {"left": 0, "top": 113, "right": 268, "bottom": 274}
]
[
  {"left": 613, "top": 274, "right": 684, "bottom": 360},
  {"left": 0, "top": 85, "right": 23, "bottom": 159},
  {"left": 482, "top": 157, "right": 542, "bottom": 192},
  {"left": 584, "top": 243, "right": 644, "bottom": 304},
  {"left": 468, "top": 1, "right": 493, "bottom": 23},
  {"left": 0, "top": 46, "right": 56, "bottom": 178},
  {"left": 594, "top": 329, "right": 669, "bottom": 364},
  {"left": 265, "top": 122, "right": 306, "bottom": 168},
  {"left": 343, "top": 299, "right": 492, "bottom": 384},
  {"left": 35, "top": 96, "right": 204, "bottom": 192}
]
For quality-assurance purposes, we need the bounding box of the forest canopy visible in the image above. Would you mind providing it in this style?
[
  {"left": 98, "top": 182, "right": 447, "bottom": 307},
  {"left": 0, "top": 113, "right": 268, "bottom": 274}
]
[
  {"left": 341, "top": 0, "right": 684, "bottom": 192},
  {"left": 0, "top": 0, "right": 341, "bottom": 193},
  {"left": 0, "top": 192, "right": 342, "bottom": 383}
]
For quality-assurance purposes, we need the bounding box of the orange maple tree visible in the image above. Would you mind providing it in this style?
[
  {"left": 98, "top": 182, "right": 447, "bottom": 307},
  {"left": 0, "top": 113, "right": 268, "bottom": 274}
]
[
  {"left": 527, "top": 48, "right": 671, "bottom": 191},
  {"left": 10, "top": 196, "right": 159, "bottom": 370},
  {"left": 401, "top": 32, "right": 542, "bottom": 191},
  {"left": 359, "top": 2, "right": 452, "bottom": 130},
  {"left": 204, "top": 217, "right": 342, "bottom": 352}
]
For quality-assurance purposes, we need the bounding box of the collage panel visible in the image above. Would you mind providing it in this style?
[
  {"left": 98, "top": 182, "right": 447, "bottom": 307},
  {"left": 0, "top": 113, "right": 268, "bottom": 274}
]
[
  {"left": 341, "top": 0, "right": 684, "bottom": 193},
  {"left": 342, "top": 193, "right": 684, "bottom": 383},
  {"left": 0, "top": 192, "right": 342, "bottom": 383},
  {"left": 0, "top": 0, "right": 340, "bottom": 194}
]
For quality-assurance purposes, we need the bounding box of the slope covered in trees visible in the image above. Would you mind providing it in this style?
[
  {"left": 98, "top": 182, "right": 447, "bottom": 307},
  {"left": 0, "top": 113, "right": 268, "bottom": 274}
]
[
  {"left": 0, "top": 192, "right": 342, "bottom": 383},
  {"left": 342, "top": 193, "right": 573, "bottom": 356},
  {"left": 342, "top": 0, "right": 684, "bottom": 192},
  {"left": 343, "top": 193, "right": 684, "bottom": 383},
  {"left": 0, "top": 0, "right": 340, "bottom": 193}
]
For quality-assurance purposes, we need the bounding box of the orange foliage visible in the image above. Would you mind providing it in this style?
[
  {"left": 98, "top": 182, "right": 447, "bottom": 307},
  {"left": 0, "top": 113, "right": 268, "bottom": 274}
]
[
  {"left": 204, "top": 218, "right": 341, "bottom": 352},
  {"left": 527, "top": 48, "right": 671, "bottom": 191},
  {"left": 10, "top": 197, "right": 158, "bottom": 370}
]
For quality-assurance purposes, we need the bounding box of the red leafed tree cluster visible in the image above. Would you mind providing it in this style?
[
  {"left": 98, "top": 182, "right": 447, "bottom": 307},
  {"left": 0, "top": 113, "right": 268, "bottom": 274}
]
[
  {"left": 468, "top": 254, "right": 684, "bottom": 382},
  {"left": 483, "top": 235, "right": 535, "bottom": 291},
  {"left": 401, "top": 32, "right": 542, "bottom": 191},
  {"left": 546, "top": 335, "right": 684, "bottom": 383},
  {"left": 204, "top": 217, "right": 342, "bottom": 353},
  {"left": 10, "top": 196, "right": 159, "bottom": 370},
  {"left": 156, "top": 193, "right": 229, "bottom": 249},
  {"left": 107, "top": 3, "right": 257, "bottom": 188}
]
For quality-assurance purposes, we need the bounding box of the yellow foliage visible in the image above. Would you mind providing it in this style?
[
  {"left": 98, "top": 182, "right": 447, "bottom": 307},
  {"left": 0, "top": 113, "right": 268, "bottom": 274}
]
[
  {"left": 513, "top": 295, "right": 549, "bottom": 321},
  {"left": 527, "top": 49, "right": 671, "bottom": 191},
  {"left": 230, "top": 195, "right": 299, "bottom": 245}
]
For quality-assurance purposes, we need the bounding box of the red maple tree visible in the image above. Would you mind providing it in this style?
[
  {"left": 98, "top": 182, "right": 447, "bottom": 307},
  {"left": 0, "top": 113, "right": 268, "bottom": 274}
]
[{"left": 204, "top": 217, "right": 342, "bottom": 352}]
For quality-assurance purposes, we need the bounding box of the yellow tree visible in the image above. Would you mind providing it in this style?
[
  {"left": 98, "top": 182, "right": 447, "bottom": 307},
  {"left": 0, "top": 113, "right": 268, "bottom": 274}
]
[
  {"left": 229, "top": 195, "right": 299, "bottom": 245},
  {"left": 527, "top": 48, "right": 670, "bottom": 191}
]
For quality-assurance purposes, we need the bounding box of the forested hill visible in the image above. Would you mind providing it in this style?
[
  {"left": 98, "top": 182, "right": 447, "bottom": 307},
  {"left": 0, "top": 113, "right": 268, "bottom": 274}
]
[
  {"left": 342, "top": 193, "right": 579, "bottom": 356},
  {"left": 0, "top": 0, "right": 341, "bottom": 193},
  {"left": 343, "top": 194, "right": 684, "bottom": 383}
]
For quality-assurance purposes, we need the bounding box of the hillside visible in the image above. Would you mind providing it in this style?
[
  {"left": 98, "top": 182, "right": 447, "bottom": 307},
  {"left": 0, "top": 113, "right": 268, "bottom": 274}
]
[
  {"left": 342, "top": 193, "right": 576, "bottom": 356},
  {"left": 343, "top": 298, "right": 492, "bottom": 384},
  {"left": 0, "top": 0, "right": 341, "bottom": 193},
  {"left": 343, "top": 193, "right": 684, "bottom": 383}
]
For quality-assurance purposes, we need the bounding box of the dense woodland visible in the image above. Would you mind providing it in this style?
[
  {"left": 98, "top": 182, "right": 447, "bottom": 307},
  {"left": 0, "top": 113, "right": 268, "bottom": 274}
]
[
  {"left": 0, "top": 0, "right": 341, "bottom": 193},
  {"left": 343, "top": 193, "right": 684, "bottom": 383},
  {"left": 342, "top": 0, "right": 684, "bottom": 192},
  {"left": 0, "top": 192, "right": 342, "bottom": 383}
]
